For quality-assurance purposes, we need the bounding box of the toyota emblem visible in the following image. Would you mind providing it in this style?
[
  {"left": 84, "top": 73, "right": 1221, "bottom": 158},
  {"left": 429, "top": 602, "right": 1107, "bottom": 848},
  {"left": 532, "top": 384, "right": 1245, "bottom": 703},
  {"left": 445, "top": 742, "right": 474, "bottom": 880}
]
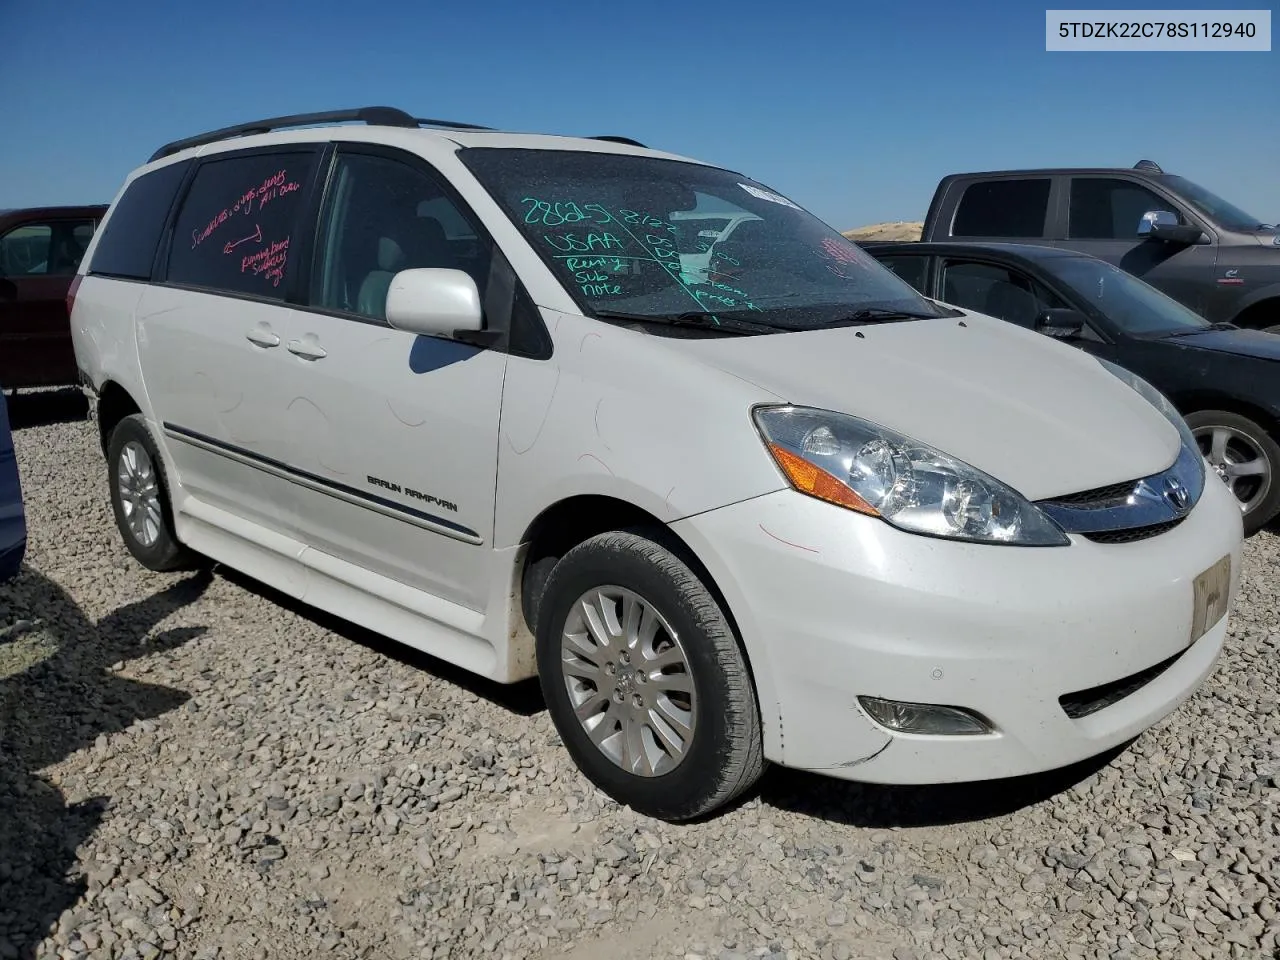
[{"left": 1163, "top": 476, "right": 1190, "bottom": 511}]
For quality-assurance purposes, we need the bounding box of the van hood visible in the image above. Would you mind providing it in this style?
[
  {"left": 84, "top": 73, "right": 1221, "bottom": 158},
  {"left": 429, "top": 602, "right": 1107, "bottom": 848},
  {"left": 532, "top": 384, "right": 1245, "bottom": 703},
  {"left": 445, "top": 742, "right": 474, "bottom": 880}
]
[{"left": 677, "top": 311, "right": 1181, "bottom": 501}]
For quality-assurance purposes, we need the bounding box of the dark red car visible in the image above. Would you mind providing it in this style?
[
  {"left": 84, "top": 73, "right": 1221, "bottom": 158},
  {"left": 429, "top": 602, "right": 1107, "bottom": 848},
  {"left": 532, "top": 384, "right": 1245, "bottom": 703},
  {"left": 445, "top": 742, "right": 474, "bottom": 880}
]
[{"left": 0, "top": 204, "right": 108, "bottom": 389}]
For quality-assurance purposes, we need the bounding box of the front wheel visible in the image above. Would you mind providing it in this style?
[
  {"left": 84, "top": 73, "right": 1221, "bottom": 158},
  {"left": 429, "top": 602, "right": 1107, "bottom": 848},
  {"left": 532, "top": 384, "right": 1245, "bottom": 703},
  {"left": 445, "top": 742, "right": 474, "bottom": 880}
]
[
  {"left": 1185, "top": 409, "right": 1280, "bottom": 535},
  {"left": 535, "top": 529, "right": 764, "bottom": 821}
]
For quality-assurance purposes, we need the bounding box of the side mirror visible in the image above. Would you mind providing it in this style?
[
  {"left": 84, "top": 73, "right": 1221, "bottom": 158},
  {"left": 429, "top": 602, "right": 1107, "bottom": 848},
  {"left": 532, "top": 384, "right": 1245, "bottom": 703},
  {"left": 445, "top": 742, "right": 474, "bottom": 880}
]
[
  {"left": 385, "top": 268, "right": 489, "bottom": 342},
  {"left": 1136, "top": 210, "right": 1207, "bottom": 245},
  {"left": 1035, "top": 308, "right": 1086, "bottom": 339}
]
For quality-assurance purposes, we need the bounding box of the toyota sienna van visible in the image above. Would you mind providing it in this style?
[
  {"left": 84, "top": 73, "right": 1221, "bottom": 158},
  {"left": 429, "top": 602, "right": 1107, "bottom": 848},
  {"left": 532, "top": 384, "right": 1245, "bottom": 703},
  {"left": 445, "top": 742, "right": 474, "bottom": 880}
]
[{"left": 69, "top": 107, "right": 1243, "bottom": 820}]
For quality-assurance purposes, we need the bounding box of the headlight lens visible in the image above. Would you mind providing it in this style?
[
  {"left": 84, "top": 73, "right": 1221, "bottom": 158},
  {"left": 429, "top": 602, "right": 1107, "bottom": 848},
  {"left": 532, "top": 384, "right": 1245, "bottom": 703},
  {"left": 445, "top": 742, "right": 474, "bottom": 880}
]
[
  {"left": 753, "top": 406, "right": 1070, "bottom": 546},
  {"left": 1097, "top": 359, "right": 1204, "bottom": 477}
]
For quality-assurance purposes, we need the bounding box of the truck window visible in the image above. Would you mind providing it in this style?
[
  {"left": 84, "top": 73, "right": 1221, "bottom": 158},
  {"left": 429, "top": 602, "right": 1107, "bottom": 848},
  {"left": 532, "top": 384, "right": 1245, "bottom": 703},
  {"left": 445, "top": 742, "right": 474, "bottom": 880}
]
[
  {"left": 1068, "top": 178, "right": 1181, "bottom": 240},
  {"left": 951, "top": 179, "right": 1051, "bottom": 238}
]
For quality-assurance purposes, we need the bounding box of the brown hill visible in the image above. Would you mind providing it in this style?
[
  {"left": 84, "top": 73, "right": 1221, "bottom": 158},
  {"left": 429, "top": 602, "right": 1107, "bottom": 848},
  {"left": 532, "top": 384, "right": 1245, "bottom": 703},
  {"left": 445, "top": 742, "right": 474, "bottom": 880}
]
[{"left": 841, "top": 221, "right": 923, "bottom": 242}]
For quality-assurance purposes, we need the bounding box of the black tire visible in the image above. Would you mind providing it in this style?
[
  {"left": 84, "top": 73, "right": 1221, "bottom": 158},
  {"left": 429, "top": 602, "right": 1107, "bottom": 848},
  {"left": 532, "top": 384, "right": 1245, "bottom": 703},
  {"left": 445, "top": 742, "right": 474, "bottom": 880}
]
[
  {"left": 1184, "top": 409, "right": 1280, "bottom": 535},
  {"left": 106, "top": 414, "right": 196, "bottom": 571},
  {"left": 535, "top": 528, "right": 764, "bottom": 821}
]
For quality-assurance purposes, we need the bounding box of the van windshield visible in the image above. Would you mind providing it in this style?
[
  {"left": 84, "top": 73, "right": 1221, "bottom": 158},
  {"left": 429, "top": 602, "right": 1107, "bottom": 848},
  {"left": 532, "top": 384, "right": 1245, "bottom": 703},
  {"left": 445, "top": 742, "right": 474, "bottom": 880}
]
[{"left": 459, "top": 148, "right": 950, "bottom": 329}]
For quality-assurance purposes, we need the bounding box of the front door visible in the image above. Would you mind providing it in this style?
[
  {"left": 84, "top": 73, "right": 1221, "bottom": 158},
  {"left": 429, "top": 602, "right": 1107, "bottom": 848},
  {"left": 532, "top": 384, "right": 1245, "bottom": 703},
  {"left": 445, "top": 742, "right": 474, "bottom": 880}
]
[
  {"left": 0, "top": 217, "right": 97, "bottom": 387},
  {"left": 138, "top": 145, "right": 322, "bottom": 539},
  {"left": 1060, "top": 176, "right": 1218, "bottom": 318},
  {"left": 276, "top": 146, "right": 508, "bottom": 611}
]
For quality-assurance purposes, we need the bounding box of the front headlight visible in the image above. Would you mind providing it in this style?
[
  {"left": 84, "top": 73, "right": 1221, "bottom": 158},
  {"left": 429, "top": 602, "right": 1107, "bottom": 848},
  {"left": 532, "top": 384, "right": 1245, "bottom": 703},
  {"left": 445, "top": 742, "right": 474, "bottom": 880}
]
[
  {"left": 1096, "top": 359, "right": 1205, "bottom": 475},
  {"left": 753, "top": 405, "right": 1070, "bottom": 546}
]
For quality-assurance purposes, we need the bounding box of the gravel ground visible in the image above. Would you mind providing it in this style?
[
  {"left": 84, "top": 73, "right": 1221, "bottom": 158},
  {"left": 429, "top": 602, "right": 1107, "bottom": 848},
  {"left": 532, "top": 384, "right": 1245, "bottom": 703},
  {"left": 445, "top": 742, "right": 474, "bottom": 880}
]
[{"left": 1, "top": 390, "right": 1278, "bottom": 960}]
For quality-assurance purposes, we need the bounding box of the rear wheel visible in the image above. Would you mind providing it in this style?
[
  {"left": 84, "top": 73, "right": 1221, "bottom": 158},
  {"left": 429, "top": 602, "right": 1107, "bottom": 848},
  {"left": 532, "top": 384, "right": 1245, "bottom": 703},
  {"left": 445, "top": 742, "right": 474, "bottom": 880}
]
[
  {"left": 1185, "top": 409, "right": 1280, "bottom": 535},
  {"left": 107, "top": 414, "right": 196, "bottom": 570},
  {"left": 535, "top": 529, "right": 764, "bottom": 821}
]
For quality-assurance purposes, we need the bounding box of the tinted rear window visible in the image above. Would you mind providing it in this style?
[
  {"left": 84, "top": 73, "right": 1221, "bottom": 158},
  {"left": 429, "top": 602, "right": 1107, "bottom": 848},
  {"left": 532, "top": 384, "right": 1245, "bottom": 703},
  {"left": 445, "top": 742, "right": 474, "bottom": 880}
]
[
  {"left": 951, "top": 179, "right": 1052, "bottom": 238},
  {"left": 88, "top": 160, "right": 192, "bottom": 280}
]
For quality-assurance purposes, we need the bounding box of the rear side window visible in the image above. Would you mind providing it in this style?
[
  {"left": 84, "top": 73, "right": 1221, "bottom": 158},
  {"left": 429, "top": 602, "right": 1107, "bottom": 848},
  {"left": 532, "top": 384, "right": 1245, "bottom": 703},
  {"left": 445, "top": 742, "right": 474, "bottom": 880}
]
[
  {"left": 89, "top": 160, "right": 192, "bottom": 280},
  {"left": 951, "top": 179, "right": 1052, "bottom": 238},
  {"left": 167, "top": 151, "right": 315, "bottom": 298}
]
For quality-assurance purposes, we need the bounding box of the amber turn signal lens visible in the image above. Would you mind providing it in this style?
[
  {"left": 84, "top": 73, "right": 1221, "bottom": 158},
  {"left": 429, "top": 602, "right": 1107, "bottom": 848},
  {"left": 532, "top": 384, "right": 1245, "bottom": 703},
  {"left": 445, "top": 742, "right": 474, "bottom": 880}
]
[{"left": 767, "top": 444, "right": 879, "bottom": 516}]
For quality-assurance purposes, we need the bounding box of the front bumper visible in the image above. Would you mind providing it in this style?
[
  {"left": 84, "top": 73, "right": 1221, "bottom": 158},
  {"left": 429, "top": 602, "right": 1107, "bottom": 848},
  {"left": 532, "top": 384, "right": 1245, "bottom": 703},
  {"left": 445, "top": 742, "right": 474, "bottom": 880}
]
[{"left": 671, "top": 472, "right": 1243, "bottom": 783}]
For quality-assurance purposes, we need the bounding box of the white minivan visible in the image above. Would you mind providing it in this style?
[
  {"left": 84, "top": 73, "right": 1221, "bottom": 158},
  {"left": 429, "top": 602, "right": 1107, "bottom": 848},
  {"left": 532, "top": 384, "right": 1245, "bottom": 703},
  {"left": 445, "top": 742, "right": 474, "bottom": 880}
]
[{"left": 70, "top": 107, "right": 1243, "bottom": 821}]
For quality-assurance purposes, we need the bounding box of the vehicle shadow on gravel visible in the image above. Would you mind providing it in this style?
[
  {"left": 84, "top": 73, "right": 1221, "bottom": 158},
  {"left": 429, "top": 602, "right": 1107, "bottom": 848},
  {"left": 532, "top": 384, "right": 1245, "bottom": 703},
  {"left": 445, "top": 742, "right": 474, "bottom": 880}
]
[
  {"left": 0, "top": 566, "right": 212, "bottom": 959},
  {"left": 217, "top": 568, "right": 546, "bottom": 716},
  {"left": 3, "top": 388, "right": 89, "bottom": 431},
  {"left": 755, "top": 743, "right": 1131, "bottom": 827}
]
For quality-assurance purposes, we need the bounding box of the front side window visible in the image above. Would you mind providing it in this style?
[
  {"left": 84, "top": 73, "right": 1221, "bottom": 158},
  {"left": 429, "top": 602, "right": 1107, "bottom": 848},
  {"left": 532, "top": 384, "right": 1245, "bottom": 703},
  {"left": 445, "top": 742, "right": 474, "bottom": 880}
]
[
  {"left": 167, "top": 151, "right": 315, "bottom": 297},
  {"left": 951, "top": 179, "right": 1052, "bottom": 238},
  {"left": 941, "top": 260, "right": 1068, "bottom": 328},
  {"left": 0, "top": 220, "right": 96, "bottom": 277},
  {"left": 311, "top": 152, "right": 491, "bottom": 322},
  {"left": 1068, "top": 178, "right": 1180, "bottom": 240},
  {"left": 459, "top": 148, "right": 947, "bottom": 331},
  {"left": 876, "top": 254, "right": 929, "bottom": 294},
  {"left": 1043, "top": 256, "right": 1208, "bottom": 337},
  {"left": 0, "top": 224, "right": 51, "bottom": 275}
]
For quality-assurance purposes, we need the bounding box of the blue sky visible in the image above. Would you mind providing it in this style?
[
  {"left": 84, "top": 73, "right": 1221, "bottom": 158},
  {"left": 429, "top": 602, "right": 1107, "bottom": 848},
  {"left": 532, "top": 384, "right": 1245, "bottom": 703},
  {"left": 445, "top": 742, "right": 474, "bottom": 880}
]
[{"left": 2, "top": 0, "right": 1276, "bottom": 229}]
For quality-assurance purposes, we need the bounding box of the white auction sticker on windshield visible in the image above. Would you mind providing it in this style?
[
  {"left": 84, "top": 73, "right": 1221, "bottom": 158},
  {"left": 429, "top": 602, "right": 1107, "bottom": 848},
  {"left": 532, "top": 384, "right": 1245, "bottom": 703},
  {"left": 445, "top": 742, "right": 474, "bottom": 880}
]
[{"left": 739, "top": 183, "right": 802, "bottom": 210}]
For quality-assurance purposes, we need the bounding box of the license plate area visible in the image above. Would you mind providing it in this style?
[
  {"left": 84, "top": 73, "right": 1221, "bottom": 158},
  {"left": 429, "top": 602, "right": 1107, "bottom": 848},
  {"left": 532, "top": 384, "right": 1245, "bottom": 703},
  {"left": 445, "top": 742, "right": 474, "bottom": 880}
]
[{"left": 1190, "top": 554, "right": 1231, "bottom": 645}]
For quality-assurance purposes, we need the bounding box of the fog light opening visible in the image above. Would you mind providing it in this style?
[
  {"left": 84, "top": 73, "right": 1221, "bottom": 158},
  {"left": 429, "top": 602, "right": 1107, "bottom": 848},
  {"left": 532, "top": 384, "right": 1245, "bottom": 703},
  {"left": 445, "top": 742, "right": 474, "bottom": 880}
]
[{"left": 857, "top": 696, "right": 993, "bottom": 736}]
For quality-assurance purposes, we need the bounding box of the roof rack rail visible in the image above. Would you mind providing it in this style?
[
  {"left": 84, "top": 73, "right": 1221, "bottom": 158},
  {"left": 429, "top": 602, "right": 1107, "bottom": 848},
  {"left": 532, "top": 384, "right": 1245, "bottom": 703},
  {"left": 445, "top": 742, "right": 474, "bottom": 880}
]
[
  {"left": 591, "top": 135, "right": 647, "bottom": 147},
  {"left": 147, "top": 106, "right": 495, "bottom": 162}
]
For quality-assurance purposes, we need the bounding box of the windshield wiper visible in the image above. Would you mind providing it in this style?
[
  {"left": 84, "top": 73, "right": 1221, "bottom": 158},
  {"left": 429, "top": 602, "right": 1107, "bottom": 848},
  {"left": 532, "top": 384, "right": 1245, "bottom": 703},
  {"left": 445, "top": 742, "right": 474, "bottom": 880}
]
[
  {"left": 591, "top": 308, "right": 790, "bottom": 335},
  {"left": 820, "top": 306, "right": 939, "bottom": 327}
]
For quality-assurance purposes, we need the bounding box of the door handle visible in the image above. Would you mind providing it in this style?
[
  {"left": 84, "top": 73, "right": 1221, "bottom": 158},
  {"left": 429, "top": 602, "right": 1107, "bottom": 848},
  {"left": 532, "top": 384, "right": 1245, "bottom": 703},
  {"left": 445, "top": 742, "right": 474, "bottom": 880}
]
[
  {"left": 287, "top": 338, "right": 327, "bottom": 360},
  {"left": 245, "top": 327, "right": 281, "bottom": 348}
]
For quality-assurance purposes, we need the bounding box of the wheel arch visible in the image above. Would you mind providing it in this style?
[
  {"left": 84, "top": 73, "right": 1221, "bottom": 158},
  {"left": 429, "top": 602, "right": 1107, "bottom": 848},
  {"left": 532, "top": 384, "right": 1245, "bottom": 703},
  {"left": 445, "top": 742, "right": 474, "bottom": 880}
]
[
  {"left": 95, "top": 380, "right": 143, "bottom": 457},
  {"left": 1227, "top": 293, "right": 1280, "bottom": 331},
  {"left": 1165, "top": 389, "right": 1280, "bottom": 436},
  {"left": 514, "top": 493, "right": 778, "bottom": 749}
]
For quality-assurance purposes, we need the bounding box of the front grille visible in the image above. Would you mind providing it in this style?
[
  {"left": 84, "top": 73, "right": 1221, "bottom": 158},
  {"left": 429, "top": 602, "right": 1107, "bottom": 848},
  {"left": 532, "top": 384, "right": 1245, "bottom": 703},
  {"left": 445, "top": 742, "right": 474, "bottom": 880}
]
[
  {"left": 1059, "top": 649, "right": 1186, "bottom": 719},
  {"left": 1081, "top": 517, "right": 1186, "bottom": 544},
  {"left": 1043, "top": 479, "right": 1138, "bottom": 508}
]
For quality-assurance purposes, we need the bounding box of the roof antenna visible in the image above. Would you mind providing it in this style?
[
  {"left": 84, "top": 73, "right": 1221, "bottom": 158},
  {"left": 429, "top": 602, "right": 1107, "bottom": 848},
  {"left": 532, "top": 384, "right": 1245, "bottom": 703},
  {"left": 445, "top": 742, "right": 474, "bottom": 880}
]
[{"left": 1134, "top": 159, "right": 1163, "bottom": 173}]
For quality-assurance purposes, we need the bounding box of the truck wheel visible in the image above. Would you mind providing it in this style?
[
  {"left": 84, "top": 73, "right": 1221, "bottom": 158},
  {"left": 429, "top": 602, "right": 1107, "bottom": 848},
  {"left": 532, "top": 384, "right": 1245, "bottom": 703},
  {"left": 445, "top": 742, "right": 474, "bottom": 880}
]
[
  {"left": 1186, "top": 410, "right": 1280, "bottom": 535},
  {"left": 535, "top": 529, "right": 764, "bottom": 821},
  {"left": 107, "top": 414, "right": 197, "bottom": 570}
]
